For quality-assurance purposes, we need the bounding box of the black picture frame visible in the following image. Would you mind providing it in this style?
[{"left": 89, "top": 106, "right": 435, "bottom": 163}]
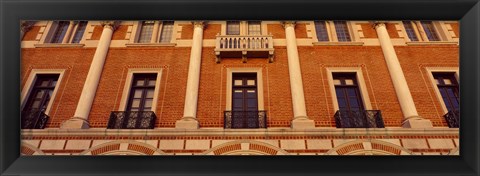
[{"left": 1, "top": 0, "right": 479, "bottom": 175}]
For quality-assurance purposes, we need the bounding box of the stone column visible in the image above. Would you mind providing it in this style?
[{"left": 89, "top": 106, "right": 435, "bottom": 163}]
[
  {"left": 62, "top": 21, "right": 76, "bottom": 44},
  {"left": 373, "top": 22, "right": 432, "bottom": 128},
  {"left": 175, "top": 21, "right": 205, "bottom": 129},
  {"left": 283, "top": 21, "right": 315, "bottom": 129},
  {"left": 61, "top": 21, "right": 119, "bottom": 129}
]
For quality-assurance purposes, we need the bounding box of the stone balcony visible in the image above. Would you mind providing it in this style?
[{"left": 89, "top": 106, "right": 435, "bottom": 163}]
[{"left": 214, "top": 35, "right": 274, "bottom": 63}]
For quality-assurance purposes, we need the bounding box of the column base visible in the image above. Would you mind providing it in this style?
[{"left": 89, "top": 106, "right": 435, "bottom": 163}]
[
  {"left": 175, "top": 117, "right": 199, "bottom": 129},
  {"left": 401, "top": 117, "right": 433, "bottom": 128},
  {"left": 60, "top": 117, "right": 90, "bottom": 129},
  {"left": 291, "top": 117, "right": 315, "bottom": 129}
]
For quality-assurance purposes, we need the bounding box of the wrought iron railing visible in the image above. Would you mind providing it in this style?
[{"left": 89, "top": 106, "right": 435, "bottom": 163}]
[
  {"left": 107, "top": 111, "right": 156, "bottom": 129},
  {"left": 443, "top": 109, "right": 459, "bottom": 128},
  {"left": 334, "top": 110, "right": 384, "bottom": 128},
  {"left": 224, "top": 111, "right": 267, "bottom": 129},
  {"left": 21, "top": 110, "right": 49, "bottom": 129}
]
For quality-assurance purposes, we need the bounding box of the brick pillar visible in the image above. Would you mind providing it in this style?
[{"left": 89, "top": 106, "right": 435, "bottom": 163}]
[
  {"left": 283, "top": 21, "right": 315, "bottom": 129},
  {"left": 60, "top": 21, "right": 119, "bottom": 129},
  {"left": 175, "top": 21, "right": 206, "bottom": 129},
  {"left": 373, "top": 22, "right": 432, "bottom": 128}
]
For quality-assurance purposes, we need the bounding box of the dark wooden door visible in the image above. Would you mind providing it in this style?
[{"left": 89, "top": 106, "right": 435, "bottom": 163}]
[{"left": 232, "top": 73, "right": 258, "bottom": 128}]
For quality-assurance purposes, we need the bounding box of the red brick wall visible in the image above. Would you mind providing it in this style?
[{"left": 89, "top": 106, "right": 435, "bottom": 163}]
[
  {"left": 91, "top": 25, "right": 103, "bottom": 40},
  {"left": 295, "top": 23, "right": 308, "bottom": 38},
  {"left": 21, "top": 48, "right": 96, "bottom": 127},
  {"left": 360, "top": 23, "right": 377, "bottom": 38},
  {"left": 22, "top": 26, "right": 40, "bottom": 41},
  {"left": 87, "top": 47, "right": 191, "bottom": 127},
  {"left": 386, "top": 23, "right": 400, "bottom": 38},
  {"left": 267, "top": 24, "right": 285, "bottom": 39},
  {"left": 180, "top": 24, "right": 193, "bottom": 39},
  {"left": 448, "top": 23, "right": 459, "bottom": 37},
  {"left": 204, "top": 24, "right": 220, "bottom": 39},
  {"left": 112, "top": 25, "right": 128, "bottom": 40},
  {"left": 395, "top": 45, "right": 459, "bottom": 127}
]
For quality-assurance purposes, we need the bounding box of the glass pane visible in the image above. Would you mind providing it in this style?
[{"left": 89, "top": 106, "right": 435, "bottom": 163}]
[
  {"left": 347, "top": 88, "right": 357, "bottom": 97},
  {"left": 50, "top": 21, "right": 70, "bottom": 43},
  {"left": 333, "top": 79, "right": 342, "bottom": 85},
  {"left": 247, "top": 80, "right": 255, "bottom": 86},
  {"left": 349, "top": 98, "right": 360, "bottom": 107},
  {"left": 144, "top": 99, "right": 153, "bottom": 108},
  {"left": 233, "top": 99, "right": 243, "bottom": 107},
  {"left": 345, "top": 79, "right": 354, "bottom": 85},
  {"left": 335, "top": 89, "right": 344, "bottom": 98},
  {"left": 40, "top": 80, "right": 49, "bottom": 87},
  {"left": 337, "top": 99, "right": 346, "bottom": 108},
  {"left": 402, "top": 21, "right": 419, "bottom": 41},
  {"left": 421, "top": 21, "right": 440, "bottom": 41},
  {"left": 136, "top": 80, "right": 145, "bottom": 86},
  {"left": 443, "top": 79, "right": 452, "bottom": 85},
  {"left": 248, "top": 21, "right": 261, "bottom": 35},
  {"left": 159, "top": 21, "right": 174, "bottom": 43},
  {"left": 148, "top": 80, "right": 156, "bottom": 86},
  {"left": 226, "top": 21, "right": 240, "bottom": 35},
  {"left": 138, "top": 21, "right": 154, "bottom": 43},
  {"left": 315, "top": 21, "right": 329, "bottom": 41},
  {"left": 247, "top": 90, "right": 256, "bottom": 98},
  {"left": 131, "top": 99, "right": 141, "bottom": 108},
  {"left": 447, "top": 89, "right": 456, "bottom": 97},
  {"left": 247, "top": 99, "right": 257, "bottom": 108},
  {"left": 134, "top": 90, "right": 143, "bottom": 98},
  {"left": 35, "top": 90, "right": 45, "bottom": 98},
  {"left": 334, "top": 21, "right": 351, "bottom": 42},
  {"left": 32, "top": 101, "right": 41, "bottom": 109},
  {"left": 234, "top": 80, "right": 243, "bottom": 86},
  {"left": 146, "top": 89, "right": 155, "bottom": 98},
  {"left": 51, "top": 80, "right": 57, "bottom": 87}
]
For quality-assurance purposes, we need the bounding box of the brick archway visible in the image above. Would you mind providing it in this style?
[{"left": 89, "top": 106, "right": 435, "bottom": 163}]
[
  {"left": 21, "top": 142, "right": 45, "bottom": 155},
  {"left": 202, "top": 140, "right": 289, "bottom": 155},
  {"left": 324, "top": 139, "right": 413, "bottom": 155},
  {"left": 80, "top": 140, "right": 168, "bottom": 155}
]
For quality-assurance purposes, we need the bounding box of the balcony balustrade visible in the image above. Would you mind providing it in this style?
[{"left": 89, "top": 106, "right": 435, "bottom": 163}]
[
  {"left": 443, "top": 109, "right": 459, "bottom": 128},
  {"left": 215, "top": 35, "right": 274, "bottom": 63},
  {"left": 21, "top": 110, "right": 49, "bottom": 129}
]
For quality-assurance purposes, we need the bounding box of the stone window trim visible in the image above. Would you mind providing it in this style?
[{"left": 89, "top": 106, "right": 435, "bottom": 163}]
[
  {"left": 225, "top": 68, "right": 265, "bottom": 111},
  {"left": 311, "top": 21, "right": 363, "bottom": 45},
  {"left": 326, "top": 67, "right": 373, "bottom": 112},
  {"left": 425, "top": 67, "right": 459, "bottom": 114},
  {"left": 118, "top": 68, "right": 163, "bottom": 113},
  {"left": 21, "top": 69, "right": 66, "bottom": 115},
  {"left": 400, "top": 21, "right": 456, "bottom": 44},
  {"left": 129, "top": 21, "right": 176, "bottom": 45},
  {"left": 38, "top": 21, "right": 89, "bottom": 46},
  {"left": 220, "top": 21, "right": 268, "bottom": 36}
]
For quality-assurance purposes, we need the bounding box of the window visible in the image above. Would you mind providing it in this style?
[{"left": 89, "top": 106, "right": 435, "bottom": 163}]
[
  {"left": 127, "top": 74, "right": 157, "bottom": 111},
  {"left": 50, "top": 21, "right": 70, "bottom": 43},
  {"left": 159, "top": 21, "right": 174, "bottom": 43},
  {"left": 402, "top": 21, "right": 419, "bottom": 41},
  {"left": 421, "top": 21, "right": 440, "bottom": 41},
  {"left": 226, "top": 21, "right": 240, "bottom": 35},
  {"left": 333, "top": 73, "right": 364, "bottom": 112},
  {"left": 22, "top": 74, "right": 59, "bottom": 129},
  {"left": 314, "top": 21, "right": 329, "bottom": 41},
  {"left": 433, "top": 73, "right": 459, "bottom": 112},
  {"left": 71, "top": 21, "right": 87, "bottom": 43},
  {"left": 313, "top": 21, "right": 355, "bottom": 43},
  {"left": 137, "top": 21, "right": 155, "bottom": 43},
  {"left": 248, "top": 21, "right": 262, "bottom": 35},
  {"left": 334, "top": 21, "right": 351, "bottom": 42}
]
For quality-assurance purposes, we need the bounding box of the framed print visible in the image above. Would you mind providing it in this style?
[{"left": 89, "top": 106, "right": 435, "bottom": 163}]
[{"left": 1, "top": 0, "right": 479, "bottom": 175}]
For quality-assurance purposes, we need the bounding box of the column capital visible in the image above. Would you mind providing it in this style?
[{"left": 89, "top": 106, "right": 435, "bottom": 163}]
[
  {"left": 192, "top": 21, "right": 207, "bottom": 29},
  {"left": 20, "top": 21, "right": 34, "bottom": 33},
  {"left": 101, "top": 21, "right": 120, "bottom": 31},
  {"left": 371, "top": 21, "right": 386, "bottom": 30},
  {"left": 282, "top": 21, "right": 296, "bottom": 29}
]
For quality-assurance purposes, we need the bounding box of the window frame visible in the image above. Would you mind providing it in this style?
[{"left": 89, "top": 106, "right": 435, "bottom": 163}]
[
  {"left": 326, "top": 67, "right": 373, "bottom": 112},
  {"left": 21, "top": 69, "right": 66, "bottom": 115},
  {"left": 425, "top": 67, "right": 460, "bottom": 114},
  {"left": 311, "top": 21, "right": 359, "bottom": 43},
  {"left": 225, "top": 68, "right": 265, "bottom": 111},
  {"left": 118, "top": 68, "right": 163, "bottom": 113},
  {"left": 132, "top": 21, "right": 176, "bottom": 44}
]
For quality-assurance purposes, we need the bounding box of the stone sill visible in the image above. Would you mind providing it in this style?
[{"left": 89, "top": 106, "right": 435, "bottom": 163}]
[
  {"left": 125, "top": 43, "right": 176, "bottom": 47},
  {"left": 313, "top": 41, "right": 365, "bottom": 46},
  {"left": 34, "top": 43, "right": 85, "bottom": 48},
  {"left": 21, "top": 127, "right": 459, "bottom": 137},
  {"left": 406, "top": 41, "right": 458, "bottom": 46}
]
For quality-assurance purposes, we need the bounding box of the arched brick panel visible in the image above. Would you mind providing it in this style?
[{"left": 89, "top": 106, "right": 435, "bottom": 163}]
[
  {"left": 324, "top": 139, "right": 413, "bottom": 155},
  {"left": 202, "top": 140, "right": 290, "bottom": 155},
  {"left": 80, "top": 140, "right": 168, "bottom": 155}
]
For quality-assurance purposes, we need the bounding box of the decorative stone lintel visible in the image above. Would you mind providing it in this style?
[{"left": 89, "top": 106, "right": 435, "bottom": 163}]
[
  {"left": 175, "top": 117, "right": 199, "bottom": 129},
  {"left": 282, "top": 21, "right": 296, "bottom": 29},
  {"left": 192, "top": 21, "right": 207, "bottom": 29},
  {"left": 100, "top": 21, "right": 121, "bottom": 31}
]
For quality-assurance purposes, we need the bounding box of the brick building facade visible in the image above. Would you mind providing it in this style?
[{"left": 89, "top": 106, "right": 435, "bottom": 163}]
[{"left": 20, "top": 20, "right": 459, "bottom": 155}]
